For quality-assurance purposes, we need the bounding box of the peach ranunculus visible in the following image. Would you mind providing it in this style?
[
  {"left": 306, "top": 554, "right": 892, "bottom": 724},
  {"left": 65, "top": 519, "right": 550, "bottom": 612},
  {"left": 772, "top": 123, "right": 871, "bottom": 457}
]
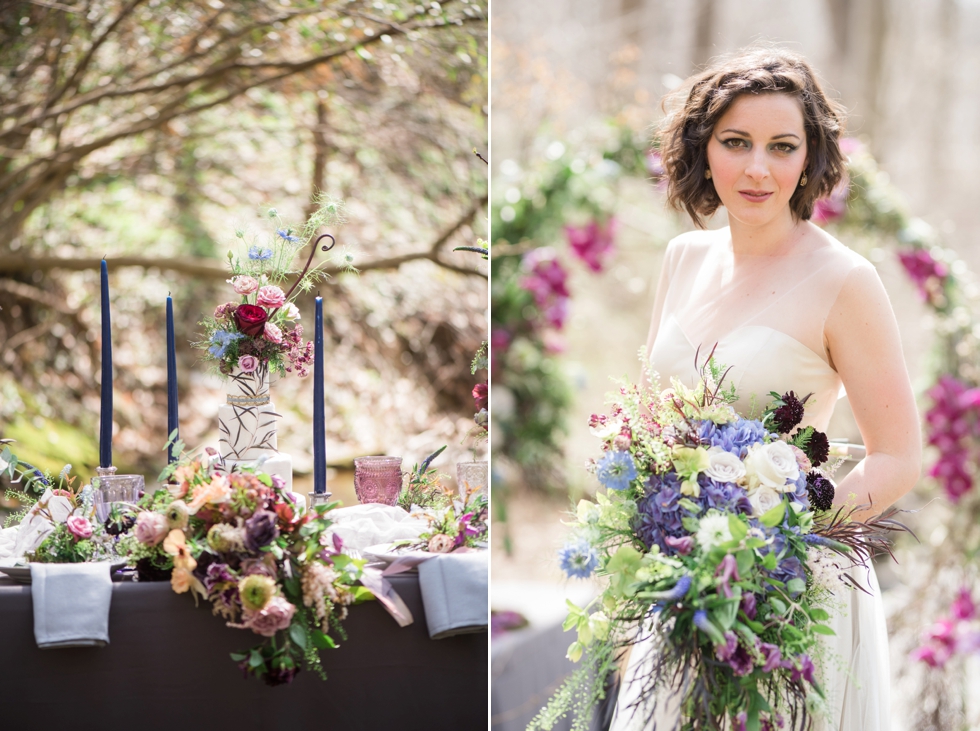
[
  {"left": 163, "top": 528, "right": 198, "bottom": 572},
  {"left": 171, "top": 566, "right": 193, "bottom": 594},
  {"left": 187, "top": 474, "right": 231, "bottom": 514},
  {"left": 172, "top": 460, "right": 202, "bottom": 498}
]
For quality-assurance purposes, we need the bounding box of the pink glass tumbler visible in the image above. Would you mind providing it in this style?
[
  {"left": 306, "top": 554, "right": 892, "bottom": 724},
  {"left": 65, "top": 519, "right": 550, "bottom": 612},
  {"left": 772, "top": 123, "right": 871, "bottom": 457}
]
[{"left": 353, "top": 456, "right": 403, "bottom": 506}]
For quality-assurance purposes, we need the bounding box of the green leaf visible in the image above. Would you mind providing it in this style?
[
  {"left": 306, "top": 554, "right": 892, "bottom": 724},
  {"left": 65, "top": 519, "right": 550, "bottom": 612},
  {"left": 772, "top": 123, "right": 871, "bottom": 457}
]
[
  {"left": 288, "top": 622, "right": 307, "bottom": 649},
  {"left": 811, "top": 624, "right": 836, "bottom": 636},
  {"left": 311, "top": 630, "right": 337, "bottom": 649},
  {"left": 283, "top": 576, "right": 301, "bottom": 599},
  {"left": 728, "top": 515, "right": 748, "bottom": 542},
  {"left": 352, "top": 586, "right": 374, "bottom": 604},
  {"left": 759, "top": 500, "right": 786, "bottom": 528},
  {"left": 761, "top": 551, "right": 777, "bottom": 571},
  {"left": 809, "top": 607, "right": 830, "bottom": 622},
  {"left": 230, "top": 652, "right": 248, "bottom": 661},
  {"left": 256, "top": 473, "right": 273, "bottom": 487},
  {"left": 711, "top": 599, "right": 739, "bottom": 631},
  {"left": 735, "top": 549, "right": 754, "bottom": 576},
  {"left": 743, "top": 537, "right": 766, "bottom": 549},
  {"left": 786, "top": 578, "right": 806, "bottom": 596},
  {"left": 681, "top": 516, "right": 700, "bottom": 533},
  {"left": 678, "top": 497, "right": 701, "bottom": 513},
  {"left": 248, "top": 649, "right": 264, "bottom": 668},
  {"left": 770, "top": 597, "right": 788, "bottom": 616}
]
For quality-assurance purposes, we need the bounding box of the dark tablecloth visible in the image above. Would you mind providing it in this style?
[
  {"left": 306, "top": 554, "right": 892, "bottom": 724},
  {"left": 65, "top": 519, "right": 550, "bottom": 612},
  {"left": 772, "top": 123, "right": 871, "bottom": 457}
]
[{"left": 0, "top": 574, "right": 487, "bottom": 731}]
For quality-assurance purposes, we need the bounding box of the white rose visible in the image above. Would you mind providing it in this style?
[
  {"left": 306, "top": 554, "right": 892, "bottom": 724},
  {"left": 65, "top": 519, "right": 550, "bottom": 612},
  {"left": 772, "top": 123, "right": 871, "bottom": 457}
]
[
  {"left": 704, "top": 447, "right": 746, "bottom": 484},
  {"left": 744, "top": 441, "right": 800, "bottom": 492},
  {"left": 747, "top": 486, "right": 782, "bottom": 517}
]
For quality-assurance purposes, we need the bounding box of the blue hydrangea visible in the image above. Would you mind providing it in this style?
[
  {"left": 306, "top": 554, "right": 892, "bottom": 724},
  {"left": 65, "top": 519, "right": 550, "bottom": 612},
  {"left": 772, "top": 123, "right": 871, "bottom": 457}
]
[
  {"left": 276, "top": 228, "right": 301, "bottom": 243},
  {"left": 208, "top": 330, "right": 243, "bottom": 358},
  {"left": 248, "top": 245, "right": 274, "bottom": 260},
  {"left": 558, "top": 539, "right": 599, "bottom": 579},
  {"left": 634, "top": 473, "right": 686, "bottom": 551},
  {"left": 709, "top": 418, "right": 769, "bottom": 458},
  {"left": 697, "top": 475, "right": 753, "bottom": 516},
  {"left": 596, "top": 450, "right": 637, "bottom": 491}
]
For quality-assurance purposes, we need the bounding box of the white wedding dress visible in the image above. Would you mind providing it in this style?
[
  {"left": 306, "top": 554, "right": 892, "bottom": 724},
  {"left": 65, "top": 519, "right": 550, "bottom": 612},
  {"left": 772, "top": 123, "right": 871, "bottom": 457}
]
[{"left": 610, "top": 230, "right": 891, "bottom": 731}]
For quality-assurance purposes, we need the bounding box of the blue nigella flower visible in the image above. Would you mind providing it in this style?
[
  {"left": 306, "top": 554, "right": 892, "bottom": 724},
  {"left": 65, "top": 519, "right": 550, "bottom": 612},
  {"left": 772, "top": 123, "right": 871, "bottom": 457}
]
[
  {"left": 596, "top": 450, "right": 637, "bottom": 491},
  {"left": 248, "top": 245, "right": 274, "bottom": 261},
  {"left": 208, "top": 330, "right": 243, "bottom": 358},
  {"left": 276, "top": 228, "right": 301, "bottom": 243},
  {"left": 558, "top": 539, "right": 599, "bottom": 579}
]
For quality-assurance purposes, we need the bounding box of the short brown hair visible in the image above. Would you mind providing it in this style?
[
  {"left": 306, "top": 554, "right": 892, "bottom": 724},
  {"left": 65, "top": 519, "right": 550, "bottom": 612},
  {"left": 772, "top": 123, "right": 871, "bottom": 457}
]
[{"left": 658, "top": 46, "right": 846, "bottom": 228}]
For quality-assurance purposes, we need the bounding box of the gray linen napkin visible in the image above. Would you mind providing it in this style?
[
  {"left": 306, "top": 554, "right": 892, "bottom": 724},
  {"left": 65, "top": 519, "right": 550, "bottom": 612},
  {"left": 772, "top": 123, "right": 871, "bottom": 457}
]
[
  {"left": 418, "top": 551, "right": 488, "bottom": 640},
  {"left": 31, "top": 562, "right": 112, "bottom": 649}
]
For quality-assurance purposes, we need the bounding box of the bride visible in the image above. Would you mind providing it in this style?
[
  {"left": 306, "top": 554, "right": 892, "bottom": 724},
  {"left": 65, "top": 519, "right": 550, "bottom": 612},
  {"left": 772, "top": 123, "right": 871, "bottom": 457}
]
[{"left": 610, "top": 47, "right": 921, "bottom": 731}]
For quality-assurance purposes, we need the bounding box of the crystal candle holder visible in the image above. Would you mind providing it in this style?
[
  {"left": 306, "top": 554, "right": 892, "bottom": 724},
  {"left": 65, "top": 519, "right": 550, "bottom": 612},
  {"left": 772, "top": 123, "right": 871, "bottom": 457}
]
[
  {"left": 456, "top": 460, "right": 488, "bottom": 496},
  {"left": 353, "top": 456, "right": 403, "bottom": 506},
  {"left": 92, "top": 466, "right": 145, "bottom": 523}
]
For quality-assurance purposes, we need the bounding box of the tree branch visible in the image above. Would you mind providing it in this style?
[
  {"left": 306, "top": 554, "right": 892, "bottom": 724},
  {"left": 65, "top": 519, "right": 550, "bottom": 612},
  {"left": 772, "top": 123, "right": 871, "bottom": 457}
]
[{"left": 0, "top": 195, "right": 488, "bottom": 281}]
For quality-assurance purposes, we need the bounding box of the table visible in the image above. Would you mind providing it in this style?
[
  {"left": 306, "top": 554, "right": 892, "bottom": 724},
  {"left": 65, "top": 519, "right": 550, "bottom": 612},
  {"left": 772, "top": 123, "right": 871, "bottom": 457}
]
[{"left": 0, "top": 574, "right": 487, "bottom": 731}]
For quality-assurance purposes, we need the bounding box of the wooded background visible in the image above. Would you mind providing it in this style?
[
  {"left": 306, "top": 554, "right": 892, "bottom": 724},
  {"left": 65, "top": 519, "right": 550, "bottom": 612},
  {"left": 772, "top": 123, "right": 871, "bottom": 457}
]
[{"left": 0, "top": 0, "right": 488, "bottom": 493}]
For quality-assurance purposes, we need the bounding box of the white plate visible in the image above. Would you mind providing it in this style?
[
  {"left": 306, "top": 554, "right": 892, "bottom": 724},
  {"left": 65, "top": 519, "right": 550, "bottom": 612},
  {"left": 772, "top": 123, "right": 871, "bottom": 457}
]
[
  {"left": 0, "top": 560, "right": 129, "bottom": 584},
  {"left": 362, "top": 542, "right": 430, "bottom": 566}
]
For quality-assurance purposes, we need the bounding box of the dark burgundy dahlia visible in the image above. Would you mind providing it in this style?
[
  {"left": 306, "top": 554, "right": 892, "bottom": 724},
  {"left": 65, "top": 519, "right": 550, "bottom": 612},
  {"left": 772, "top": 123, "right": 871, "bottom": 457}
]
[
  {"left": 800, "top": 429, "right": 830, "bottom": 467},
  {"left": 806, "top": 471, "right": 835, "bottom": 512},
  {"left": 772, "top": 391, "right": 807, "bottom": 434}
]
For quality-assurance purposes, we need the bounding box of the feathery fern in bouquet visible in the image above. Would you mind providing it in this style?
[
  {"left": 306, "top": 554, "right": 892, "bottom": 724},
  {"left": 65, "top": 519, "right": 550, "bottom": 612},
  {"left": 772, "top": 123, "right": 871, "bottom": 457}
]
[{"left": 531, "top": 350, "right": 911, "bottom": 731}]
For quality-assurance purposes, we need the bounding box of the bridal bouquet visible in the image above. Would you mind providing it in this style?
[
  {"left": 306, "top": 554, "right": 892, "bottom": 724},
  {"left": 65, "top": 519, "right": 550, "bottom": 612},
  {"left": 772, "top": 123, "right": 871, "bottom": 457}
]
[
  {"left": 120, "top": 449, "right": 372, "bottom": 686},
  {"left": 196, "top": 196, "right": 351, "bottom": 378},
  {"left": 531, "top": 354, "right": 909, "bottom": 731}
]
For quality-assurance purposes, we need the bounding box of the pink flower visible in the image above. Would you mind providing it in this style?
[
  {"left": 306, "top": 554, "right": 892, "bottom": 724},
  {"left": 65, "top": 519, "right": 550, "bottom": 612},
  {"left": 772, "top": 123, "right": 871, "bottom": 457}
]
[
  {"left": 238, "top": 355, "right": 259, "bottom": 373},
  {"left": 230, "top": 275, "right": 259, "bottom": 295},
  {"left": 135, "top": 512, "right": 169, "bottom": 546},
  {"left": 263, "top": 322, "right": 283, "bottom": 344},
  {"left": 213, "top": 302, "right": 237, "bottom": 319},
  {"left": 427, "top": 534, "right": 454, "bottom": 553},
  {"left": 565, "top": 218, "right": 616, "bottom": 273},
  {"left": 243, "top": 596, "right": 296, "bottom": 637},
  {"left": 256, "top": 285, "right": 286, "bottom": 308},
  {"left": 66, "top": 515, "right": 93, "bottom": 540},
  {"left": 952, "top": 588, "right": 977, "bottom": 621}
]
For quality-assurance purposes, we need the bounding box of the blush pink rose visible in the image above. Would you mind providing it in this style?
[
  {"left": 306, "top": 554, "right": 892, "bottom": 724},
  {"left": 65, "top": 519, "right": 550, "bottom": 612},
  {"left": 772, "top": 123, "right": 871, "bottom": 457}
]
[
  {"left": 230, "top": 276, "right": 259, "bottom": 295},
  {"left": 135, "top": 511, "right": 169, "bottom": 546},
  {"left": 427, "top": 534, "right": 454, "bottom": 554},
  {"left": 66, "top": 515, "right": 93, "bottom": 540},
  {"left": 238, "top": 355, "right": 259, "bottom": 373},
  {"left": 243, "top": 596, "right": 296, "bottom": 637},
  {"left": 263, "top": 322, "right": 283, "bottom": 344},
  {"left": 256, "top": 285, "right": 286, "bottom": 308}
]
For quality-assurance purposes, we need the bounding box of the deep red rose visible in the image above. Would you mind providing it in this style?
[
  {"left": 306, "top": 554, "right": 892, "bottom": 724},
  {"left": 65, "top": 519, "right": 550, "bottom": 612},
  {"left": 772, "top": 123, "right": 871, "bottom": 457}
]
[
  {"left": 473, "top": 382, "right": 488, "bottom": 412},
  {"left": 234, "top": 304, "right": 268, "bottom": 336}
]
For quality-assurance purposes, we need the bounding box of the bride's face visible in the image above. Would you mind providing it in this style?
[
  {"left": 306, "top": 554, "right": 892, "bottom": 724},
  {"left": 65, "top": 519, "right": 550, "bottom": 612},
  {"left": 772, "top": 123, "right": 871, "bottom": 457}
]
[{"left": 705, "top": 92, "right": 808, "bottom": 228}]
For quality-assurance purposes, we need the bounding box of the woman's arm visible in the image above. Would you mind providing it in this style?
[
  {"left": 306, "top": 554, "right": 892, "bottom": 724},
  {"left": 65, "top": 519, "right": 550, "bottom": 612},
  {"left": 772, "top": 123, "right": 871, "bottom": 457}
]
[{"left": 824, "top": 263, "right": 921, "bottom": 518}]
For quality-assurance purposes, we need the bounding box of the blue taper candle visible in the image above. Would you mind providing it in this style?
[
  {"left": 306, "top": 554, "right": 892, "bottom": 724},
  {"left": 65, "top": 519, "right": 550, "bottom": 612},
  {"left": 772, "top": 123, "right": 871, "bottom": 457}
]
[
  {"left": 313, "top": 295, "right": 326, "bottom": 494},
  {"left": 99, "top": 259, "right": 113, "bottom": 468},
  {"left": 166, "top": 295, "right": 179, "bottom": 463}
]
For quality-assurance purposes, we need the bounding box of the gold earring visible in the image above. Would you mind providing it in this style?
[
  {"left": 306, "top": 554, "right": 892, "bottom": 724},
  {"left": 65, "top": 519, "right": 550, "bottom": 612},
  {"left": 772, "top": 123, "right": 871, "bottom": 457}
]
[
  {"left": 704, "top": 169, "right": 712, "bottom": 180},
  {"left": 800, "top": 171, "right": 808, "bottom": 186}
]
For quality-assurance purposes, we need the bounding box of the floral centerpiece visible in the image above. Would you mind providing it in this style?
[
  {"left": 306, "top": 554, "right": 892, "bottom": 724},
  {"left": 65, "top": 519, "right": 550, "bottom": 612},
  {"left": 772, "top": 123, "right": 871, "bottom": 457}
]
[
  {"left": 400, "top": 484, "right": 488, "bottom": 554},
  {"left": 120, "top": 446, "right": 371, "bottom": 685},
  {"left": 0, "top": 443, "right": 120, "bottom": 564},
  {"left": 197, "top": 197, "right": 351, "bottom": 379},
  {"left": 531, "top": 354, "right": 909, "bottom": 731}
]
